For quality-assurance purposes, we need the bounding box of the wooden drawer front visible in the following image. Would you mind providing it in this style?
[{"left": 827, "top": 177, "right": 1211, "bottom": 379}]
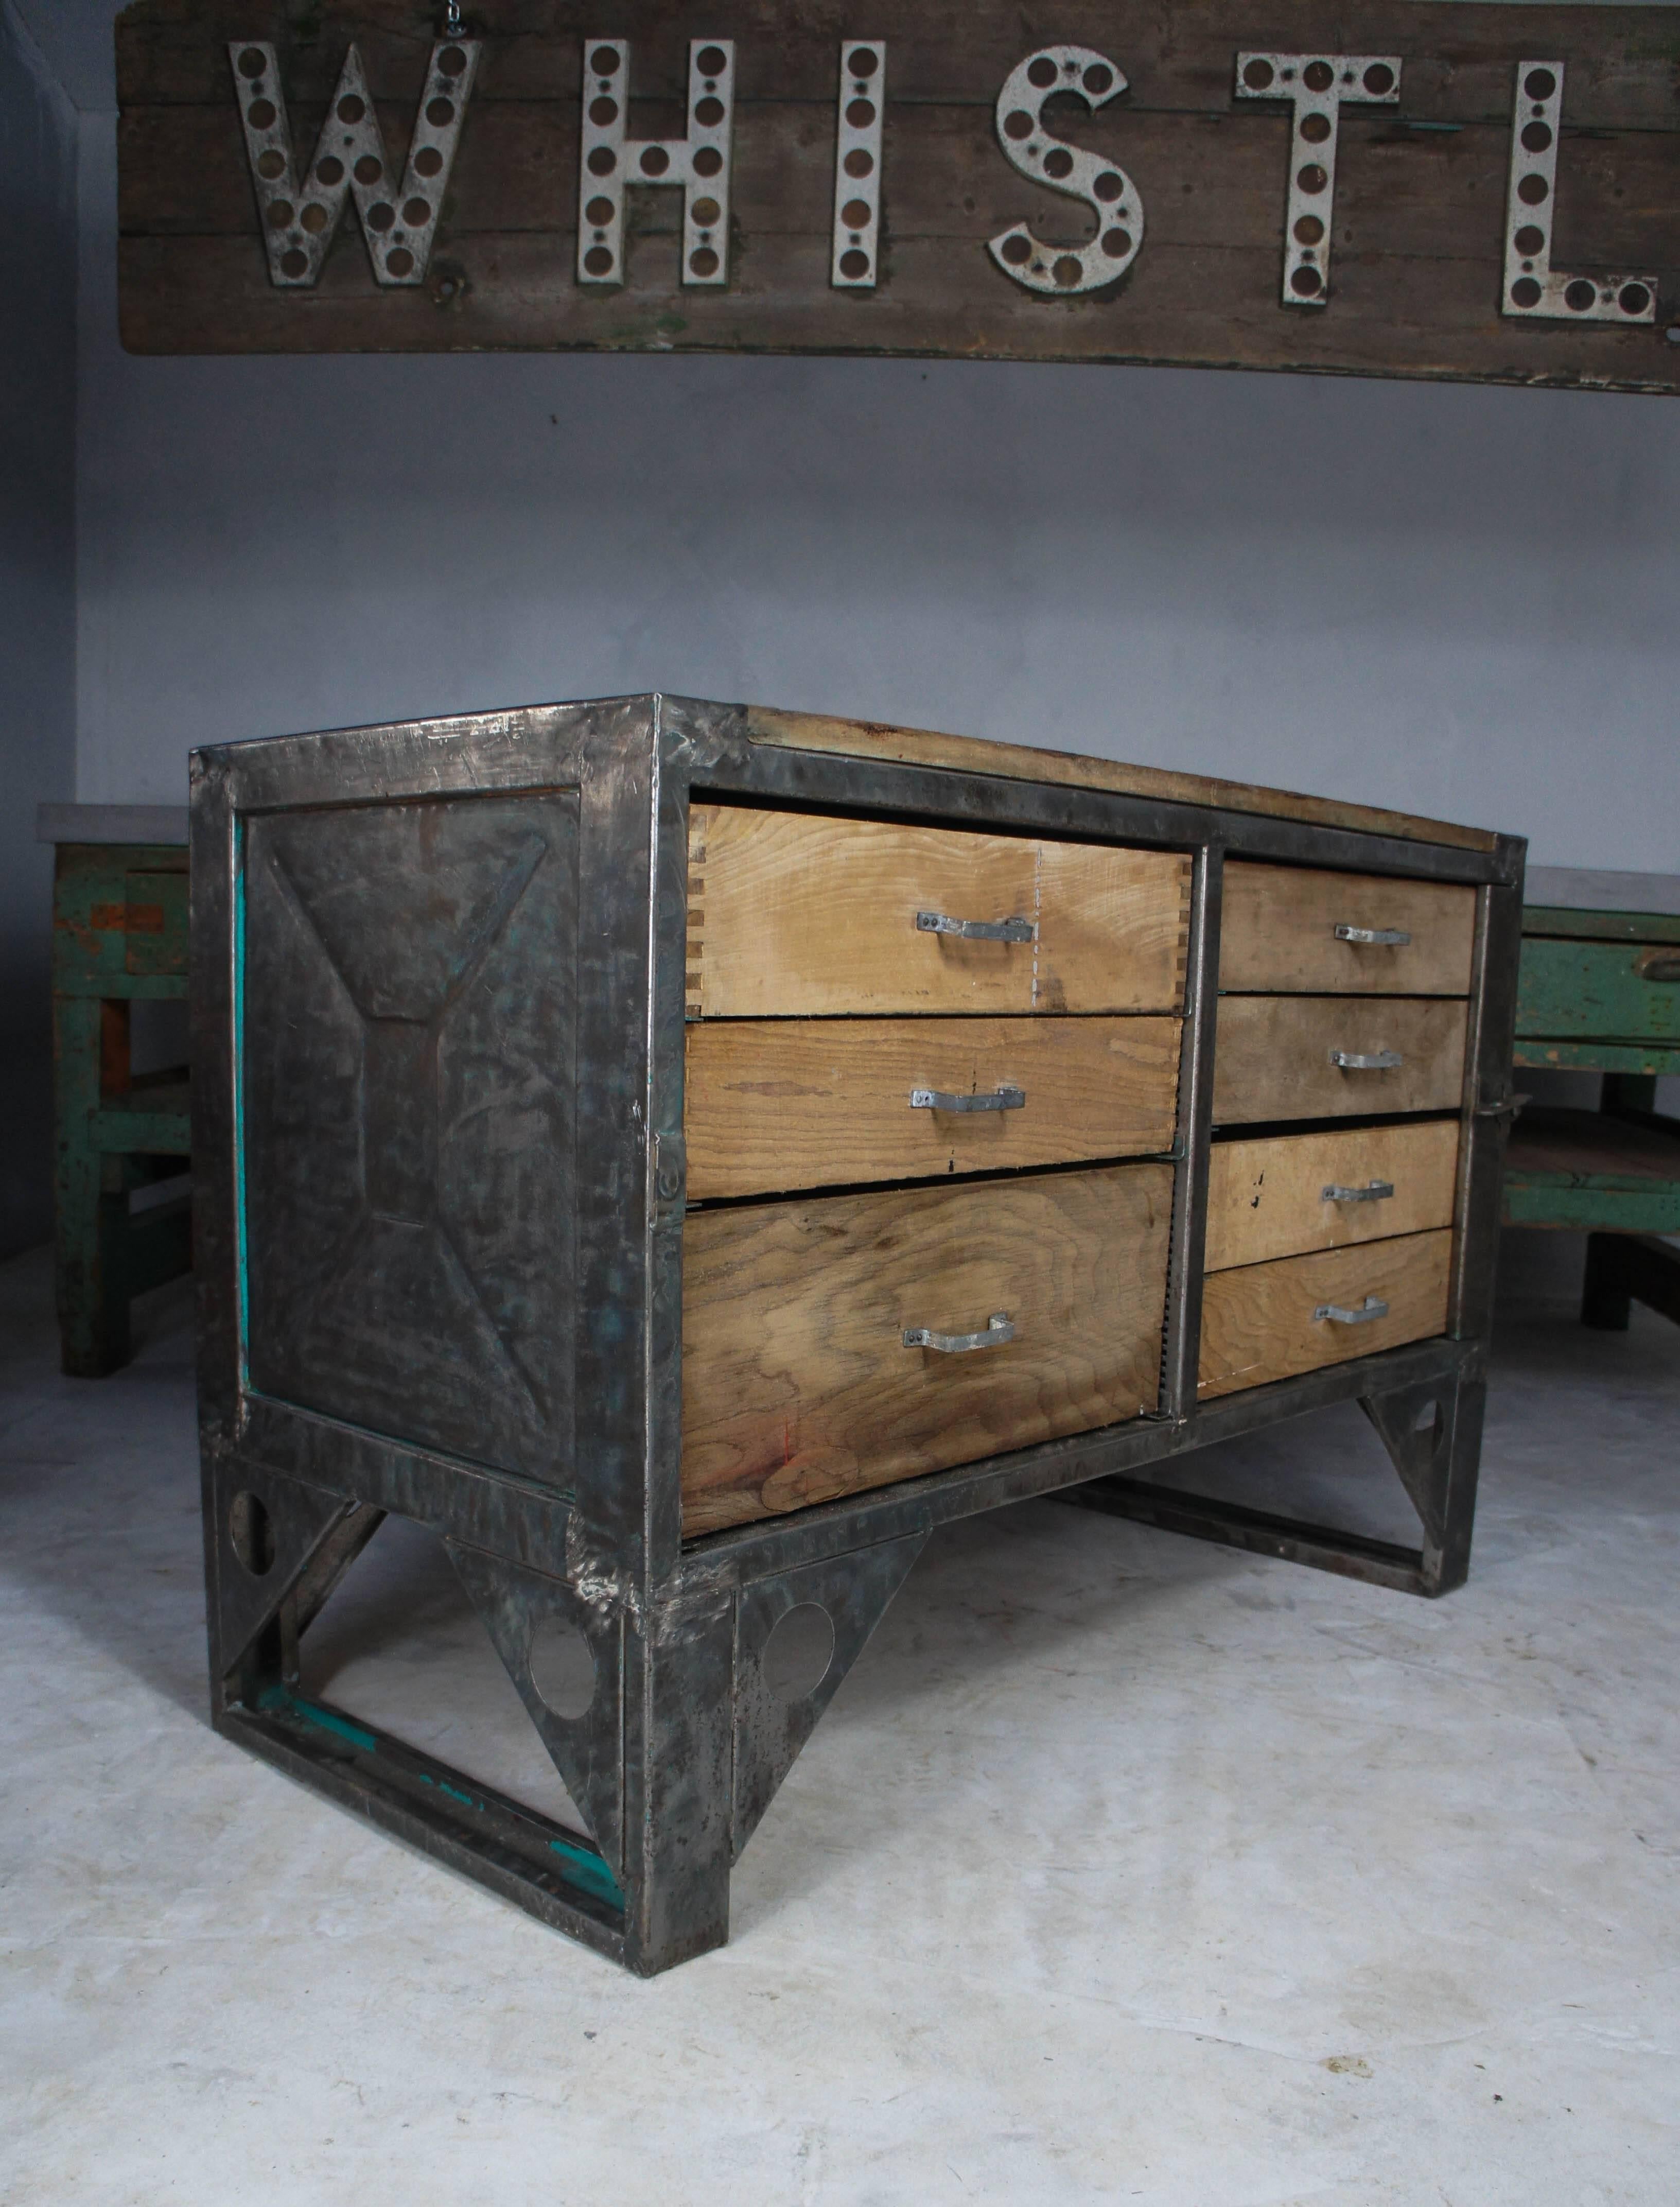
[
  {"left": 686, "top": 1015, "right": 1181, "bottom": 1200},
  {"left": 1221, "top": 863, "right": 1476, "bottom": 996},
  {"left": 1213, "top": 996, "right": 1467, "bottom": 1124},
  {"left": 1516, "top": 936, "right": 1680, "bottom": 1045},
  {"left": 688, "top": 805, "right": 1190, "bottom": 1017},
  {"left": 1198, "top": 1229, "right": 1452, "bottom": 1399},
  {"left": 682, "top": 1163, "right": 1174, "bottom": 1534},
  {"left": 1205, "top": 1120, "right": 1460, "bottom": 1272}
]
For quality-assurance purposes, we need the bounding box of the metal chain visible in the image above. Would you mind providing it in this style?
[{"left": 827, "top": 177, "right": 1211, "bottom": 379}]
[{"left": 443, "top": 0, "right": 462, "bottom": 36}]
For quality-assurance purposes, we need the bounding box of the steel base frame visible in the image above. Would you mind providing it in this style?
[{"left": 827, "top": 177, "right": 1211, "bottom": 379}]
[{"left": 191, "top": 696, "right": 1524, "bottom": 1973}]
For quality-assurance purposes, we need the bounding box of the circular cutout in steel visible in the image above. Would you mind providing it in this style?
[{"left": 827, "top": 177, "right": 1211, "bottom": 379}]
[
  {"left": 230, "top": 1490, "right": 275, "bottom": 1577},
  {"left": 1303, "top": 59, "right": 1334, "bottom": 92},
  {"left": 256, "top": 150, "right": 286, "bottom": 181},
  {"left": 354, "top": 154, "right": 383, "bottom": 186},
  {"left": 693, "top": 196, "right": 722, "bottom": 226},
  {"left": 1296, "top": 163, "right": 1327, "bottom": 195},
  {"left": 337, "top": 95, "right": 365, "bottom": 125},
  {"left": 1094, "top": 171, "right": 1124, "bottom": 203},
  {"left": 1564, "top": 277, "right": 1598, "bottom": 313},
  {"left": 1027, "top": 56, "right": 1058, "bottom": 90},
  {"left": 844, "top": 147, "right": 873, "bottom": 179},
  {"left": 415, "top": 147, "right": 444, "bottom": 179},
  {"left": 1001, "top": 233, "right": 1032, "bottom": 265},
  {"left": 280, "top": 248, "right": 308, "bottom": 278},
  {"left": 440, "top": 47, "right": 467, "bottom": 79},
  {"left": 1042, "top": 147, "right": 1073, "bottom": 179},
  {"left": 695, "top": 96, "right": 726, "bottom": 128},
  {"left": 1363, "top": 63, "right": 1394, "bottom": 96},
  {"left": 426, "top": 97, "right": 455, "bottom": 129},
  {"left": 585, "top": 196, "right": 615, "bottom": 226},
  {"left": 1052, "top": 254, "right": 1083, "bottom": 288},
  {"left": 640, "top": 145, "right": 670, "bottom": 177},
  {"left": 1003, "top": 109, "right": 1035, "bottom": 141},
  {"left": 589, "top": 96, "right": 619, "bottom": 127},
  {"left": 386, "top": 247, "right": 414, "bottom": 277},
  {"left": 247, "top": 99, "right": 276, "bottom": 131},
  {"left": 697, "top": 46, "right": 727, "bottom": 78},
  {"left": 841, "top": 198, "right": 870, "bottom": 229},
  {"left": 1619, "top": 283, "right": 1651, "bottom": 317},
  {"left": 846, "top": 98, "right": 876, "bottom": 129},
  {"left": 530, "top": 1617, "right": 597, "bottom": 1718},
  {"left": 1100, "top": 228, "right": 1133, "bottom": 259},
  {"left": 583, "top": 246, "right": 614, "bottom": 276},
  {"left": 849, "top": 49, "right": 878, "bottom": 79},
  {"left": 1520, "top": 120, "right": 1553, "bottom": 154},
  {"left": 1300, "top": 111, "right": 1331, "bottom": 145},
  {"left": 1524, "top": 68, "right": 1557, "bottom": 102},
  {"left": 265, "top": 200, "right": 294, "bottom": 231},
  {"left": 587, "top": 146, "right": 617, "bottom": 176},
  {"left": 839, "top": 248, "right": 870, "bottom": 279},
  {"left": 1243, "top": 59, "right": 1274, "bottom": 92},
  {"left": 591, "top": 47, "right": 620, "bottom": 76},
  {"left": 693, "top": 145, "right": 724, "bottom": 178},
  {"left": 762, "top": 1604, "right": 835, "bottom": 1702},
  {"left": 404, "top": 198, "right": 432, "bottom": 227},
  {"left": 1513, "top": 224, "right": 1545, "bottom": 257},
  {"left": 690, "top": 247, "right": 720, "bottom": 277},
  {"left": 1293, "top": 214, "right": 1325, "bottom": 246},
  {"left": 238, "top": 48, "right": 266, "bottom": 79},
  {"left": 1083, "top": 64, "right": 1112, "bottom": 96},
  {"left": 1291, "top": 264, "right": 1323, "bottom": 296},
  {"left": 1510, "top": 276, "right": 1542, "bottom": 309}
]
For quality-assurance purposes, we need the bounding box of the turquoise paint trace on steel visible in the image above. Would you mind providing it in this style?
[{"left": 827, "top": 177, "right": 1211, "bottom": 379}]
[
  {"left": 549, "top": 1836, "right": 625, "bottom": 1910},
  {"left": 258, "top": 1685, "right": 377, "bottom": 1753}
]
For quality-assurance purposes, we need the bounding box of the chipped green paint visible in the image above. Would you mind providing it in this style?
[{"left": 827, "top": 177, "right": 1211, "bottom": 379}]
[{"left": 1516, "top": 937, "right": 1680, "bottom": 1046}]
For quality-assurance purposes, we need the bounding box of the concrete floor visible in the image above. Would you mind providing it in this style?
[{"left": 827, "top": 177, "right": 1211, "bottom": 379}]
[{"left": 2, "top": 1243, "right": 1676, "bottom": 2205}]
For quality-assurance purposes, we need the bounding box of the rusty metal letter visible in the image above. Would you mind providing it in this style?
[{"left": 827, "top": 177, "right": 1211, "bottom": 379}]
[
  {"left": 988, "top": 47, "right": 1143, "bottom": 297},
  {"left": 229, "top": 39, "right": 479, "bottom": 289},
  {"left": 1500, "top": 61, "right": 1655, "bottom": 325},
  {"left": 578, "top": 38, "right": 735, "bottom": 289},
  {"left": 1234, "top": 51, "right": 1401, "bottom": 307},
  {"left": 832, "top": 42, "right": 886, "bottom": 290}
]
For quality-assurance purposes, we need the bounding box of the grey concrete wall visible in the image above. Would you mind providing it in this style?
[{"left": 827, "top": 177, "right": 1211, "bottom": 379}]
[{"left": 1, "top": 2, "right": 78, "bottom": 1259}]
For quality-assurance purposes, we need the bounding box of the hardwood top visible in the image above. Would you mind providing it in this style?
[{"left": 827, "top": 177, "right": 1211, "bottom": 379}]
[{"left": 741, "top": 707, "right": 1501, "bottom": 855}]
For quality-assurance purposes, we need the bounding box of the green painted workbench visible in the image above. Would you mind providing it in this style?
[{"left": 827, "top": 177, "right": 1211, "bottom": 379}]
[
  {"left": 1504, "top": 866, "right": 1680, "bottom": 1331},
  {"left": 37, "top": 804, "right": 192, "bottom": 1376}
]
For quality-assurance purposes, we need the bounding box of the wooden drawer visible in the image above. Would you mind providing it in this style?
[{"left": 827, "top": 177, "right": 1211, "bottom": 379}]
[
  {"left": 686, "top": 1015, "right": 1181, "bottom": 1200},
  {"left": 1213, "top": 996, "right": 1467, "bottom": 1123},
  {"left": 682, "top": 1162, "right": 1174, "bottom": 1533},
  {"left": 1222, "top": 862, "right": 1475, "bottom": 996},
  {"left": 687, "top": 804, "right": 1190, "bottom": 1018},
  {"left": 1516, "top": 935, "right": 1680, "bottom": 1045},
  {"left": 1205, "top": 1120, "right": 1460, "bottom": 1272},
  {"left": 1198, "top": 1228, "right": 1452, "bottom": 1399}
]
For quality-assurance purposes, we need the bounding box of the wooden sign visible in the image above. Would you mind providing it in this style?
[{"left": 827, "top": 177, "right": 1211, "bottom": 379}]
[{"left": 118, "top": 2, "right": 1680, "bottom": 392}]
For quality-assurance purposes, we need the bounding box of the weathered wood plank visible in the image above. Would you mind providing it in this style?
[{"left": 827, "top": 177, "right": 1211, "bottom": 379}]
[
  {"left": 1516, "top": 936, "right": 1680, "bottom": 1042},
  {"left": 1213, "top": 995, "right": 1469, "bottom": 1122},
  {"left": 685, "top": 1013, "right": 1181, "bottom": 1200},
  {"left": 1205, "top": 1118, "right": 1459, "bottom": 1271},
  {"left": 687, "top": 804, "right": 1189, "bottom": 1018},
  {"left": 1197, "top": 1226, "right": 1452, "bottom": 1397},
  {"left": 118, "top": 0, "right": 1680, "bottom": 387},
  {"left": 681, "top": 1161, "right": 1173, "bottom": 1532},
  {"left": 1221, "top": 862, "right": 1477, "bottom": 996},
  {"left": 740, "top": 708, "right": 1502, "bottom": 852}
]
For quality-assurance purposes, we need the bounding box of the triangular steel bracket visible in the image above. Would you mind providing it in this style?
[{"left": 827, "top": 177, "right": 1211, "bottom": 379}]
[
  {"left": 1359, "top": 1380, "right": 1459, "bottom": 1552},
  {"left": 732, "top": 1527, "right": 928, "bottom": 1864},
  {"left": 445, "top": 1541, "right": 625, "bottom": 1876},
  {"left": 211, "top": 1462, "right": 360, "bottom": 1673}
]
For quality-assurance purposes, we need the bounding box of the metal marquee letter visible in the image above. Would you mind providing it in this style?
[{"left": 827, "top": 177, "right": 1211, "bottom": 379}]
[
  {"left": 988, "top": 46, "right": 1143, "bottom": 296},
  {"left": 1501, "top": 61, "right": 1655, "bottom": 324},
  {"left": 577, "top": 38, "right": 736, "bottom": 288},
  {"left": 229, "top": 38, "right": 479, "bottom": 288},
  {"left": 1234, "top": 50, "right": 1401, "bottom": 306},
  {"left": 831, "top": 41, "right": 886, "bottom": 290}
]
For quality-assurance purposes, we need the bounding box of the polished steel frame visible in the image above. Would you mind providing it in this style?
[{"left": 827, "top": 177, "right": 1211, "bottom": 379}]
[{"left": 191, "top": 694, "right": 1525, "bottom": 1973}]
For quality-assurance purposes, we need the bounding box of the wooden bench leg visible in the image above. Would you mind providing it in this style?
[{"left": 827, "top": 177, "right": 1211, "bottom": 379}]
[{"left": 1582, "top": 1233, "right": 1633, "bottom": 1332}]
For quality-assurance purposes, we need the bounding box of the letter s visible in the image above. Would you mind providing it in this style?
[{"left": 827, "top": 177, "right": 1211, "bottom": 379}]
[{"left": 989, "top": 47, "right": 1143, "bottom": 296}]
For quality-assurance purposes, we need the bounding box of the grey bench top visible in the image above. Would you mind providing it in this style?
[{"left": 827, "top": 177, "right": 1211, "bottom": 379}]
[
  {"left": 37, "top": 803, "right": 189, "bottom": 847},
  {"left": 1525, "top": 866, "right": 1680, "bottom": 917}
]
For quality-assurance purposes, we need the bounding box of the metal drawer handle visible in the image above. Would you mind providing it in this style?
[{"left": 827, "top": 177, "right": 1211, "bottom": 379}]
[
  {"left": 1313, "top": 1296, "right": 1389, "bottom": 1325},
  {"left": 1322, "top": 1180, "right": 1395, "bottom": 1204},
  {"left": 909, "top": 1085, "right": 1026, "bottom": 1114},
  {"left": 1636, "top": 949, "right": 1680, "bottom": 984},
  {"left": 916, "top": 910, "right": 1034, "bottom": 943},
  {"left": 1334, "top": 924, "right": 1412, "bottom": 947},
  {"left": 903, "top": 1311, "right": 1015, "bottom": 1354},
  {"left": 1331, "top": 1049, "right": 1403, "bottom": 1071}
]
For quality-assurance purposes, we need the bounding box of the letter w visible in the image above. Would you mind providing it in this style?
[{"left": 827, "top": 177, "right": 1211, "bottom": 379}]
[{"left": 228, "top": 38, "right": 479, "bottom": 288}]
